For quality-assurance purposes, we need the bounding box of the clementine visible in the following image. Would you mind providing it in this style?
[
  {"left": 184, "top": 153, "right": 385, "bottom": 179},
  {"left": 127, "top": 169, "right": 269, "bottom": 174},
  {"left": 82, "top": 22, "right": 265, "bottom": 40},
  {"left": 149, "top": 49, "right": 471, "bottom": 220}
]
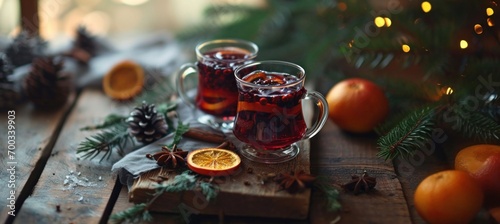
[
  {"left": 455, "top": 144, "right": 500, "bottom": 206},
  {"left": 414, "top": 170, "right": 484, "bottom": 224},
  {"left": 326, "top": 78, "right": 389, "bottom": 133}
]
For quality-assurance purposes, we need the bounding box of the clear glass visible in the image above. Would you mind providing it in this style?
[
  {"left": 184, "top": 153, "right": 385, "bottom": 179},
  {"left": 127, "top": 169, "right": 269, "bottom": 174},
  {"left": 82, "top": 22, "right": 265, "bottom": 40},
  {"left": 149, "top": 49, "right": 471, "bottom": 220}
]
[
  {"left": 176, "top": 39, "right": 258, "bottom": 132},
  {"left": 233, "top": 60, "right": 329, "bottom": 164}
]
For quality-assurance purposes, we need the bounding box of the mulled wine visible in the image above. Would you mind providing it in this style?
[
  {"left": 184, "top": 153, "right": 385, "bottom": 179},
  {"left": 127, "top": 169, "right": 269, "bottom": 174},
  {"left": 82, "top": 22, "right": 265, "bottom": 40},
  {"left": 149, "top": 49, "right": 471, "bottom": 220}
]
[
  {"left": 233, "top": 61, "right": 329, "bottom": 164},
  {"left": 233, "top": 70, "right": 308, "bottom": 150},
  {"left": 195, "top": 47, "right": 253, "bottom": 117},
  {"left": 176, "top": 39, "right": 258, "bottom": 131}
]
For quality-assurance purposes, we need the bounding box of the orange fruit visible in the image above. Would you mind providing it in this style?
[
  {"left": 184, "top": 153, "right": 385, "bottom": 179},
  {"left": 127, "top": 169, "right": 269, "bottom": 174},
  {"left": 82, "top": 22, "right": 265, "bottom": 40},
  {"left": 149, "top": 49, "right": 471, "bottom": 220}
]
[
  {"left": 455, "top": 144, "right": 500, "bottom": 206},
  {"left": 326, "top": 78, "right": 389, "bottom": 133},
  {"left": 187, "top": 148, "right": 241, "bottom": 176},
  {"left": 414, "top": 170, "right": 484, "bottom": 224},
  {"left": 489, "top": 207, "right": 500, "bottom": 223},
  {"left": 102, "top": 60, "right": 144, "bottom": 100}
]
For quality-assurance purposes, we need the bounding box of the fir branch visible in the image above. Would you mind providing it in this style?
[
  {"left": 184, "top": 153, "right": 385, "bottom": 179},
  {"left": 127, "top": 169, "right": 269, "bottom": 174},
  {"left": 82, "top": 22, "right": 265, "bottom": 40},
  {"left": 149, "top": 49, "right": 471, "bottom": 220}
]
[
  {"left": 377, "top": 107, "right": 436, "bottom": 161},
  {"left": 110, "top": 203, "right": 152, "bottom": 224},
  {"left": 80, "top": 114, "right": 126, "bottom": 131},
  {"left": 111, "top": 171, "right": 218, "bottom": 223},
  {"left": 314, "top": 177, "right": 342, "bottom": 212},
  {"left": 167, "top": 121, "right": 190, "bottom": 148},
  {"left": 77, "top": 122, "right": 133, "bottom": 162},
  {"left": 199, "top": 181, "right": 219, "bottom": 202},
  {"left": 451, "top": 105, "right": 500, "bottom": 142}
]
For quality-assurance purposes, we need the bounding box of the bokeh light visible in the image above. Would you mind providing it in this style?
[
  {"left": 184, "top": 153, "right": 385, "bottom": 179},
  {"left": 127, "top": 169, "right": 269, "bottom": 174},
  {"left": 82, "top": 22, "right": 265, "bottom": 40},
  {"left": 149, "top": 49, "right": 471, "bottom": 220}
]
[
  {"left": 402, "top": 44, "right": 410, "bottom": 52},
  {"left": 460, "top": 40, "right": 468, "bottom": 49},
  {"left": 486, "top": 7, "right": 494, "bottom": 16},
  {"left": 474, "top": 24, "right": 483, "bottom": 34},
  {"left": 421, "top": 2, "right": 432, "bottom": 13}
]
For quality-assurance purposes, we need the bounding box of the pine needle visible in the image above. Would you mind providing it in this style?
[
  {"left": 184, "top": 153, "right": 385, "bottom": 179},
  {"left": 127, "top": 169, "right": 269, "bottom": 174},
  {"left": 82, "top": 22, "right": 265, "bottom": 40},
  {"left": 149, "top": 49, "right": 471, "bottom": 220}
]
[
  {"left": 79, "top": 114, "right": 126, "bottom": 131},
  {"left": 111, "top": 171, "right": 218, "bottom": 223},
  {"left": 451, "top": 105, "right": 500, "bottom": 142},
  {"left": 377, "top": 107, "right": 436, "bottom": 161},
  {"left": 110, "top": 203, "right": 152, "bottom": 224},
  {"left": 77, "top": 122, "right": 133, "bottom": 162},
  {"left": 314, "top": 176, "right": 342, "bottom": 212},
  {"left": 167, "top": 121, "right": 190, "bottom": 148}
]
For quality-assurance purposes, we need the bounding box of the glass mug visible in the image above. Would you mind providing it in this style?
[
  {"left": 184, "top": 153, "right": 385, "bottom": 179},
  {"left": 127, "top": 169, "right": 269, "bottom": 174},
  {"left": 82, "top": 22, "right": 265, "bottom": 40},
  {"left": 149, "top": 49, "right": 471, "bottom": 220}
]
[
  {"left": 233, "top": 60, "right": 329, "bottom": 164},
  {"left": 176, "top": 39, "right": 258, "bottom": 131}
]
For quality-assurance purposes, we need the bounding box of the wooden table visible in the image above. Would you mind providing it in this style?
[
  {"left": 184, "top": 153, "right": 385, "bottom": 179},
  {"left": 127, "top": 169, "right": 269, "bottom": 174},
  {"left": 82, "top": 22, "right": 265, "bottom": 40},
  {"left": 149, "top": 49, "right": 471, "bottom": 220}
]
[{"left": 0, "top": 88, "right": 493, "bottom": 224}]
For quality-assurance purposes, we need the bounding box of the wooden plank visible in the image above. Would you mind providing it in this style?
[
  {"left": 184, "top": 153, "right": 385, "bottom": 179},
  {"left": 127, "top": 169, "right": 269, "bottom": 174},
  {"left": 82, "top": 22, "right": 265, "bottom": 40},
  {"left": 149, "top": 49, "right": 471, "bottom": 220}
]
[
  {"left": 128, "top": 140, "right": 312, "bottom": 220},
  {"left": 309, "top": 120, "right": 412, "bottom": 224},
  {"left": 0, "top": 94, "right": 75, "bottom": 223},
  {"left": 13, "top": 89, "right": 132, "bottom": 224}
]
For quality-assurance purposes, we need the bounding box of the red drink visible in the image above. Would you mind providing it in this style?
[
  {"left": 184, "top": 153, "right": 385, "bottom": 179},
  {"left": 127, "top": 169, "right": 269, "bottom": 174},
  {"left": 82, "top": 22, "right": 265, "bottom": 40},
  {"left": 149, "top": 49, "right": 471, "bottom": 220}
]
[
  {"left": 195, "top": 47, "right": 253, "bottom": 117},
  {"left": 233, "top": 71, "right": 307, "bottom": 150}
]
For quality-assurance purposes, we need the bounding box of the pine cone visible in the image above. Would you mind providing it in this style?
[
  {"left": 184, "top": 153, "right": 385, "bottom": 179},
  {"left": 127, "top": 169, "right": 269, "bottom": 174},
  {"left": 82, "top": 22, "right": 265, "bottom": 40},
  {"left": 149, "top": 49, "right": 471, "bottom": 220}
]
[
  {"left": 75, "top": 26, "right": 98, "bottom": 57},
  {"left": 5, "top": 31, "right": 46, "bottom": 67},
  {"left": 23, "top": 57, "right": 71, "bottom": 109},
  {"left": 127, "top": 102, "right": 169, "bottom": 144}
]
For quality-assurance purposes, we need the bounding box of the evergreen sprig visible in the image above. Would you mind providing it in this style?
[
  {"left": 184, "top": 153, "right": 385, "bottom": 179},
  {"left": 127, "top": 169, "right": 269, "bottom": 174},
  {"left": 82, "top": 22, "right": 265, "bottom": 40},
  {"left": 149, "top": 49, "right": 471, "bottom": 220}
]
[
  {"left": 77, "top": 101, "right": 178, "bottom": 161},
  {"left": 314, "top": 177, "right": 342, "bottom": 212},
  {"left": 110, "top": 171, "right": 219, "bottom": 223},
  {"left": 110, "top": 203, "right": 152, "bottom": 224},
  {"left": 449, "top": 105, "right": 500, "bottom": 142},
  {"left": 377, "top": 107, "right": 436, "bottom": 161},
  {"left": 80, "top": 114, "right": 126, "bottom": 131},
  {"left": 77, "top": 123, "right": 133, "bottom": 161}
]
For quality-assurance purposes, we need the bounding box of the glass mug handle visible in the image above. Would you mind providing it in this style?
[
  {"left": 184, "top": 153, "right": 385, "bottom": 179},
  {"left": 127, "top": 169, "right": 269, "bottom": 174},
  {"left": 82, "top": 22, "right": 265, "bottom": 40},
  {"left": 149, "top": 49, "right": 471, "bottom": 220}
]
[
  {"left": 175, "top": 63, "right": 198, "bottom": 108},
  {"left": 303, "top": 91, "right": 329, "bottom": 139}
]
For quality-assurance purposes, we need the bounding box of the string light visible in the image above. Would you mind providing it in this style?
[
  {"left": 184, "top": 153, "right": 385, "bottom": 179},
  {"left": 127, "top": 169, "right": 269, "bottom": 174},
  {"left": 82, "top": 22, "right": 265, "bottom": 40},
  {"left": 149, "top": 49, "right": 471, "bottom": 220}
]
[
  {"left": 460, "top": 40, "right": 468, "bottom": 49},
  {"left": 374, "top": 17, "right": 385, "bottom": 27},
  {"left": 384, "top": 17, "right": 392, "bottom": 27},
  {"left": 421, "top": 1, "right": 432, "bottom": 13},
  {"left": 486, "top": 7, "right": 494, "bottom": 16},
  {"left": 374, "top": 17, "right": 392, "bottom": 27},
  {"left": 402, "top": 44, "right": 410, "bottom": 52},
  {"left": 474, "top": 24, "right": 483, "bottom": 34},
  {"left": 445, "top": 87, "right": 454, "bottom": 95},
  {"left": 487, "top": 18, "right": 495, "bottom": 26}
]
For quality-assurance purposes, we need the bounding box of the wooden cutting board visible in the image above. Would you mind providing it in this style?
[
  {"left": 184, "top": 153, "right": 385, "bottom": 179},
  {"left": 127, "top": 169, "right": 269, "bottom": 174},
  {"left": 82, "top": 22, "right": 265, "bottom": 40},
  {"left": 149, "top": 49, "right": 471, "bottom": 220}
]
[{"left": 129, "top": 140, "right": 311, "bottom": 220}]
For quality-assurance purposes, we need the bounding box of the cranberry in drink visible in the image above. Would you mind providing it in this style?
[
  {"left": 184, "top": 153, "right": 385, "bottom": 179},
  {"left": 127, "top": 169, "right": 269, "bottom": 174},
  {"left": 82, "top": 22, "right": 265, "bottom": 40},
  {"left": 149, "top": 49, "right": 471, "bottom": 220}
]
[
  {"left": 233, "top": 70, "right": 307, "bottom": 150},
  {"left": 195, "top": 47, "right": 253, "bottom": 117}
]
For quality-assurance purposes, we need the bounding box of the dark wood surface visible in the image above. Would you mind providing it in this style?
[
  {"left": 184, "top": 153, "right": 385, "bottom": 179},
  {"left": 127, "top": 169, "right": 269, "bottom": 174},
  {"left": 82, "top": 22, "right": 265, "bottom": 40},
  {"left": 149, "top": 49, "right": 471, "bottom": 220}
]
[{"left": 0, "top": 88, "right": 493, "bottom": 224}]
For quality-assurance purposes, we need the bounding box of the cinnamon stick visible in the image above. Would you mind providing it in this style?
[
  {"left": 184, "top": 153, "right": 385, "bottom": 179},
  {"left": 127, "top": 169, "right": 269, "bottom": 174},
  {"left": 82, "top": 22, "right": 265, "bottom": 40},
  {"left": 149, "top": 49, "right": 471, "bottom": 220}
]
[{"left": 182, "top": 127, "right": 226, "bottom": 144}]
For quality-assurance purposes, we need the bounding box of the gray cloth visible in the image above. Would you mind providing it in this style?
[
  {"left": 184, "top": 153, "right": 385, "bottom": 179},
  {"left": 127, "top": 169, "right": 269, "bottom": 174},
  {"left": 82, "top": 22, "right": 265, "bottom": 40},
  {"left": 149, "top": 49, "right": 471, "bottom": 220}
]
[
  {"left": 2, "top": 32, "right": 188, "bottom": 90},
  {"left": 111, "top": 101, "right": 227, "bottom": 188}
]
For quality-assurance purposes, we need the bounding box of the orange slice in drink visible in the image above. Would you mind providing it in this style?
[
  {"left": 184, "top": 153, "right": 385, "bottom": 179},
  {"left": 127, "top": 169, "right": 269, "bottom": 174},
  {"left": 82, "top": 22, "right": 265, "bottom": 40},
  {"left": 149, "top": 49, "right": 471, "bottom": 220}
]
[
  {"left": 187, "top": 148, "right": 241, "bottom": 176},
  {"left": 237, "top": 101, "right": 302, "bottom": 114}
]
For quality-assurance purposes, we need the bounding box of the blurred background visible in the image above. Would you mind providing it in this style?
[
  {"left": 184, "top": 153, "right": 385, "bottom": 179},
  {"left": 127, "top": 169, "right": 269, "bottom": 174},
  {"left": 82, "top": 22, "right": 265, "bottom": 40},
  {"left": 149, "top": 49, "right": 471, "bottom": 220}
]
[
  {"left": 1, "top": 0, "right": 499, "bottom": 97},
  {"left": 0, "top": 0, "right": 264, "bottom": 39}
]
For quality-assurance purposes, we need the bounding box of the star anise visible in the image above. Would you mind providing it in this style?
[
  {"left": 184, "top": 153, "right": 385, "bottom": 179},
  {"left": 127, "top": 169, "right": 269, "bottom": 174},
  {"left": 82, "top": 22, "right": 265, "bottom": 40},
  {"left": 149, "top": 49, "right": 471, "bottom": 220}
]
[
  {"left": 341, "top": 170, "right": 377, "bottom": 195},
  {"left": 275, "top": 170, "right": 316, "bottom": 194},
  {"left": 146, "top": 144, "right": 188, "bottom": 168}
]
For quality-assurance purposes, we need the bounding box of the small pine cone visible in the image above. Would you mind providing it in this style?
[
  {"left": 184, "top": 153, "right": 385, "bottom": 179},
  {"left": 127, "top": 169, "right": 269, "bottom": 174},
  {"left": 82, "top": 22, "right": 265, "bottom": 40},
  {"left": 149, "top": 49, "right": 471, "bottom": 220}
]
[
  {"left": 5, "top": 31, "right": 46, "bottom": 67},
  {"left": 23, "top": 57, "right": 71, "bottom": 109},
  {"left": 127, "top": 102, "right": 169, "bottom": 144},
  {"left": 0, "top": 84, "right": 20, "bottom": 110},
  {"left": 75, "top": 26, "right": 97, "bottom": 57}
]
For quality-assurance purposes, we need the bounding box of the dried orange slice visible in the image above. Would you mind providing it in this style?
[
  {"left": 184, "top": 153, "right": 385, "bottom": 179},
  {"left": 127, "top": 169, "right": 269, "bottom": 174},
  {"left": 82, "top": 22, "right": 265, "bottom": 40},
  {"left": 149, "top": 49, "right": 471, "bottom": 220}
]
[
  {"left": 102, "top": 60, "right": 144, "bottom": 100},
  {"left": 187, "top": 148, "right": 241, "bottom": 176}
]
